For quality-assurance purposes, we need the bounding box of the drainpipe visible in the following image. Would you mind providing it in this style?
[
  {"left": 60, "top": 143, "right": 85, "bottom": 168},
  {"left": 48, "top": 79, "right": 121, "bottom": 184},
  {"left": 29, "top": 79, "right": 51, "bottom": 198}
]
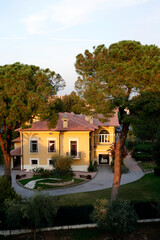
[
  {"left": 59, "top": 132, "right": 60, "bottom": 155},
  {"left": 22, "top": 133, "right": 23, "bottom": 170}
]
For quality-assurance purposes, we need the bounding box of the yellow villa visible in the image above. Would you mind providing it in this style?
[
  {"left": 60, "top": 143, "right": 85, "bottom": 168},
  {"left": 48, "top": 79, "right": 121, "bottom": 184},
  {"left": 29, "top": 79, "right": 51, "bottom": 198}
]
[{"left": 10, "top": 112, "right": 119, "bottom": 171}]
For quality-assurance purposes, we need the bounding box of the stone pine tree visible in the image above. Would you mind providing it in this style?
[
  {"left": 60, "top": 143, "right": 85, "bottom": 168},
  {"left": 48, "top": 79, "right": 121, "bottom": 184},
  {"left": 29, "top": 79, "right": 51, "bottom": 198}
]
[
  {"left": 130, "top": 91, "right": 160, "bottom": 143},
  {"left": 0, "top": 62, "right": 65, "bottom": 182},
  {"left": 62, "top": 91, "right": 88, "bottom": 114},
  {"left": 75, "top": 40, "right": 160, "bottom": 200}
]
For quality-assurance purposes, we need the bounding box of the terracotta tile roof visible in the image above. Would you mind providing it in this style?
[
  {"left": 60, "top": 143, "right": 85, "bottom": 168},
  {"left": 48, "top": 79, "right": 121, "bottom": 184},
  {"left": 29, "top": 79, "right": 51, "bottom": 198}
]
[
  {"left": 10, "top": 147, "right": 21, "bottom": 156},
  {"left": 16, "top": 111, "right": 119, "bottom": 132},
  {"left": 12, "top": 137, "right": 21, "bottom": 142}
]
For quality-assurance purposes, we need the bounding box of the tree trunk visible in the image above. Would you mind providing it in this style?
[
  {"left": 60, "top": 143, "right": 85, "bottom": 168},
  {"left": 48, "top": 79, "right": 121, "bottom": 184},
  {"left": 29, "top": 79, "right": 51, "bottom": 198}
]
[
  {"left": 33, "top": 228, "right": 37, "bottom": 240},
  {"left": 0, "top": 128, "right": 12, "bottom": 183},
  {"left": 4, "top": 152, "right": 12, "bottom": 182},
  {"left": 111, "top": 122, "right": 129, "bottom": 200}
]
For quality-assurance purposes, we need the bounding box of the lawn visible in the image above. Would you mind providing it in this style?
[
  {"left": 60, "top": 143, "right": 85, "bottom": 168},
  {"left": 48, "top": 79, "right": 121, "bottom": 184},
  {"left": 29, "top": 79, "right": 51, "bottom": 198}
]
[
  {"left": 57, "top": 174, "right": 160, "bottom": 206},
  {"left": 19, "top": 175, "right": 85, "bottom": 190},
  {"left": 34, "top": 178, "right": 84, "bottom": 189}
]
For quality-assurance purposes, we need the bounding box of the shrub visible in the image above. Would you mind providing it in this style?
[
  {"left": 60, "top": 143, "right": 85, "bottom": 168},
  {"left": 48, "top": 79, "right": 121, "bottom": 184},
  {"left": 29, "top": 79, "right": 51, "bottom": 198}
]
[
  {"left": 51, "top": 154, "right": 73, "bottom": 176},
  {"left": 5, "top": 199, "right": 23, "bottom": 229},
  {"left": 0, "top": 176, "right": 20, "bottom": 205},
  {"left": 91, "top": 199, "right": 109, "bottom": 227},
  {"left": 88, "top": 160, "right": 97, "bottom": 172},
  {"left": 121, "top": 165, "right": 129, "bottom": 173},
  {"left": 33, "top": 167, "right": 45, "bottom": 173},
  {"left": 92, "top": 199, "right": 138, "bottom": 235}
]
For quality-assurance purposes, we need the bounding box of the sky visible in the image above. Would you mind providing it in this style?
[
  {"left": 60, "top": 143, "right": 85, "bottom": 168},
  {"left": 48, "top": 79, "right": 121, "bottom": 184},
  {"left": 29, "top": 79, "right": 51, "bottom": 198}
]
[{"left": 0, "top": 0, "right": 160, "bottom": 95}]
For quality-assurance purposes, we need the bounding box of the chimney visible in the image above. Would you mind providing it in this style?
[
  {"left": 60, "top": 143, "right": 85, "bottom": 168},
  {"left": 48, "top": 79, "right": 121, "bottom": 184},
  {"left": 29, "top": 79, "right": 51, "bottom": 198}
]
[
  {"left": 89, "top": 116, "right": 93, "bottom": 124},
  {"left": 85, "top": 115, "right": 93, "bottom": 124},
  {"left": 62, "top": 114, "right": 69, "bottom": 128},
  {"left": 85, "top": 115, "right": 90, "bottom": 122}
]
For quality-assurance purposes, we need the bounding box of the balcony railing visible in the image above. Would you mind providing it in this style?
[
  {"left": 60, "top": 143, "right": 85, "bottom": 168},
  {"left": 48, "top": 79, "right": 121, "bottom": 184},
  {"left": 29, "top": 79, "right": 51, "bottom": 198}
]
[
  {"left": 66, "top": 152, "right": 81, "bottom": 159},
  {"left": 99, "top": 134, "right": 111, "bottom": 143},
  {"left": 94, "top": 134, "right": 119, "bottom": 144}
]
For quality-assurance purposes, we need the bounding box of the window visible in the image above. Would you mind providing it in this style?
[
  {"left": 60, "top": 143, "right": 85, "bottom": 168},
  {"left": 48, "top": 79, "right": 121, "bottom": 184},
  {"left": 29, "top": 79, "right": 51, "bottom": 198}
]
[
  {"left": 31, "top": 159, "right": 38, "bottom": 165},
  {"left": 30, "top": 140, "right": 38, "bottom": 153},
  {"left": 48, "top": 140, "right": 56, "bottom": 152},
  {"left": 99, "top": 130, "right": 110, "bottom": 143},
  {"left": 70, "top": 141, "right": 77, "bottom": 156},
  {"left": 49, "top": 159, "right": 54, "bottom": 165}
]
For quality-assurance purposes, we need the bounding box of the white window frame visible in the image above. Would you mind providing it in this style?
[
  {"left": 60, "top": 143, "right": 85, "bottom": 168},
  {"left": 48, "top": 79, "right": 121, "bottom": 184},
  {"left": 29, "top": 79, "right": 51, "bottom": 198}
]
[
  {"left": 30, "top": 158, "right": 39, "bottom": 166},
  {"left": 69, "top": 138, "right": 79, "bottom": 157},
  {"left": 47, "top": 138, "right": 56, "bottom": 153},
  {"left": 29, "top": 137, "right": 39, "bottom": 154},
  {"left": 47, "top": 158, "right": 54, "bottom": 166}
]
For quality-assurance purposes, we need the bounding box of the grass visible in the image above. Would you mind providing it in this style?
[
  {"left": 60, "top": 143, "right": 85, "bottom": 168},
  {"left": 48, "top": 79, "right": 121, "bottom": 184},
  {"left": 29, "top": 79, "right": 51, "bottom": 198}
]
[
  {"left": 140, "top": 161, "right": 156, "bottom": 170},
  {"left": 34, "top": 178, "right": 85, "bottom": 190},
  {"left": 57, "top": 173, "right": 160, "bottom": 206},
  {"left": 19, "top": 175, "right": 42, "bottom": 185},
  {"left": 19, "top": 175, "right": 85, "bottom": 190}
]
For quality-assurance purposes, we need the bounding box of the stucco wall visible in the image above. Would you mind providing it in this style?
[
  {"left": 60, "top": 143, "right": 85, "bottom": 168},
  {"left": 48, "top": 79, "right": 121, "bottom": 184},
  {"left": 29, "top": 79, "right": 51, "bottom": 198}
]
[
  {"left": 21, "top": 131, "right": 90, "bottom": 171},
  {"left": 90, "top": 126, "right": 115, "bottom": 164}
]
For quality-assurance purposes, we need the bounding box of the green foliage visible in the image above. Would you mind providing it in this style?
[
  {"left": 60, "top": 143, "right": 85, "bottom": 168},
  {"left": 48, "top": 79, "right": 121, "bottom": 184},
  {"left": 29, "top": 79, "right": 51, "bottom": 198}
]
[
  {"left": 52, "top": 154, "right": 73, "bottom": 176},
  {"left": 61, "top": 91, "right": 88, "bottom": 114},
  {"left": 130, "top": 92, "right": 160, "bottom": 141},
  {"left": 0, "top": 176, "right": 20, "bottom": 205},
  {"left": 75, "top": 41, "right": 160, "bottom": 199},
  {"left": 23, "top": 194, "right": 58, "bottom": 229},
  {"left": 5, "top": 195, "right": 58, "bottom": 232},
  {"left": 140, "top": 161, "right": 156, "bottom": 170},
  {"left": 0, "top": 62, "right": 65, "bottom": 180},
  {"left": 33, "top": 167, "right": 53, "bottom": 178},
  {"left": 88, "top": 160, "right": 97, "bottom": 172},
  {"left": 91, "top": 199, "right": 109, "bottom": 227},
  {"left": 5, "top": 199, "right": 23, "bottom": 229},
  {"left": 131, "top": 142, "right": 153, "bottom": 162},
  {"left": 0, "top": 63, "right": 65, "bottom": 129},
  {"left": 92, "top": 199, "right": 138, "bottom": 234}
]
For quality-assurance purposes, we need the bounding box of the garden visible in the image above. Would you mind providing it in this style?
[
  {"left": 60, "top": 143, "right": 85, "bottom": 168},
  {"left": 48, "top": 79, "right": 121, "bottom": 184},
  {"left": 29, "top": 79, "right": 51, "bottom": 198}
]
[{"left": 17, "top": 155, "right": 97, "bottom": 190}]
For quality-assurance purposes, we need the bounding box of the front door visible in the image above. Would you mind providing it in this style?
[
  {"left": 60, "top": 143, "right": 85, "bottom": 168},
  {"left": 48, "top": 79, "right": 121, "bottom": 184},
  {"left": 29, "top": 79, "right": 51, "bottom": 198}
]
[
  {"left": 99, "top": 154, "right": 109, "bottom": 164},
  {"left": 13, "top": 156, "right": 21, "bottom": 169}
]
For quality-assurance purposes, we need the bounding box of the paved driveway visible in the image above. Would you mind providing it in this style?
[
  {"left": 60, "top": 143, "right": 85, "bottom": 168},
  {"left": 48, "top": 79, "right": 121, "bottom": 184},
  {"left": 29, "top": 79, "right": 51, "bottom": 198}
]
[{"left": 0, "top": 154, "right": 144, "bottom": 198}]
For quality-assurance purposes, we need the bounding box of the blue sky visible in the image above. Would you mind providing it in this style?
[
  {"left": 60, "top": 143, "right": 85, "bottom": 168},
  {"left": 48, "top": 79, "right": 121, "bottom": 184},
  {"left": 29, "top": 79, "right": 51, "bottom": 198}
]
[{"left": 0, "top": 0, "right": 160, "bottom": 94}]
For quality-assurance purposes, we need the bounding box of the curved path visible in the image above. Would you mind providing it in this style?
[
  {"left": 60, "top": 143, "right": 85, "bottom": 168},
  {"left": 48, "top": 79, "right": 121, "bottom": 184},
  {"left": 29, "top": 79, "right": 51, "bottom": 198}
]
[{"left": 0, "top": 154, "right": 144, "bottom": 198}]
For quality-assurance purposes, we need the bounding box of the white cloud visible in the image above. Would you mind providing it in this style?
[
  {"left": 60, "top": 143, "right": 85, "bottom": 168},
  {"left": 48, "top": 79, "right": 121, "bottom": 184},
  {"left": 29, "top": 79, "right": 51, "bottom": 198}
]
[
  {"left": 22, "top": 0, "right": 109, "bottom": 34},
  {"left": 22, "top": 0, "right": 151, "bottom": 34},
  {"left": 22, "top": 13, "right": 47, "bottom": 34}
]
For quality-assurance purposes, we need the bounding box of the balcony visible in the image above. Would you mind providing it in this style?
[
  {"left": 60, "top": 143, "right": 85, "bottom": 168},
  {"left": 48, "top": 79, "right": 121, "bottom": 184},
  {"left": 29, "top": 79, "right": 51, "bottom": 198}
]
[
  {"left": 99, "top": 134, "right": 111, "bottom": 143},
  {"left": 66, "top": 152, "right": 81, "bottom": 159},
  {"left": 94, "top": 133, "right": 119, "bottom": 145}
]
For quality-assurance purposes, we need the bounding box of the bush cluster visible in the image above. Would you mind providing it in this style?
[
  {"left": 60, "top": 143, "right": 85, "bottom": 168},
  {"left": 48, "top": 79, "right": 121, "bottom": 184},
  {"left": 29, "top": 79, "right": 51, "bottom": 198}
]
[
  {"left": 88, "top": 160, "right": 97, "bottom": 172},
  {"left": 51, "top": 154, "right": 73, "bottom": 176},
  {"left": 91, "top": 199, "right": 138, "bottom": 235},
  {"left": 5, "top": 194, "right": 58, "bottom": 238},
  {"left": 0, "top": 176, "right": 20, "bottom": 205},
  {"left": 33, "top": 168, "right": 53, "bottom": 178}
]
